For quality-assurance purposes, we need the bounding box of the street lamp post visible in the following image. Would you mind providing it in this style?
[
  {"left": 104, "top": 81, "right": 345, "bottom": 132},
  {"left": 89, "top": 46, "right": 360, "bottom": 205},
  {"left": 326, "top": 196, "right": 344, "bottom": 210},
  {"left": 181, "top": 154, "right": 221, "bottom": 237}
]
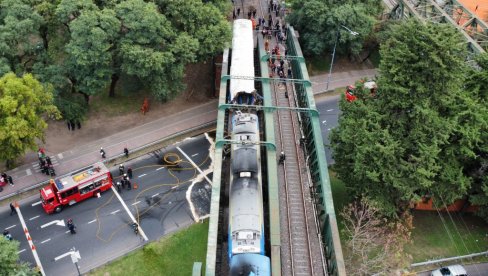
[{"left": 325, "top": 25, "right": 359, "bottom": 91}]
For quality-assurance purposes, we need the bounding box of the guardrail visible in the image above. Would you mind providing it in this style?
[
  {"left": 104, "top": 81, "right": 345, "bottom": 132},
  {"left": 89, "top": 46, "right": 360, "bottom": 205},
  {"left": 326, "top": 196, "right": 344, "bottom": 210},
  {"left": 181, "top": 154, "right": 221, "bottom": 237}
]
[{"left": 0, "top": 121, "right": 216, "bottom": 203}]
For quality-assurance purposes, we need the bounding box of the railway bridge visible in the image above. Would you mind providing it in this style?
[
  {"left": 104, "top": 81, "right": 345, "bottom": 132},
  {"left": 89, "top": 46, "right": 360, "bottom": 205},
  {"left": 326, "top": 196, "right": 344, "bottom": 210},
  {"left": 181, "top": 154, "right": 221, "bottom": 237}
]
[{"left": 194, "top": 2, "right": 345, "bottom": 275}]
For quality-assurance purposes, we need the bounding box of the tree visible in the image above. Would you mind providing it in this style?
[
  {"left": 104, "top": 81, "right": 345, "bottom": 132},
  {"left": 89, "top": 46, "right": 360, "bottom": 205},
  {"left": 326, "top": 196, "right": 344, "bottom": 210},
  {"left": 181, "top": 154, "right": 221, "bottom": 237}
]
[
  {"left": 464, "top": 53, "right": 488, "bottom": 222},
  {"left": 287, "top": 0, "right": 381, "bottom": 56},
  {"left": 340, "top": 198, "right": 412, "bottom": 275},
  {"left": 330, "top": 20, "right": 484, "bottom": 216},
  {"left": 65, "top": 8, "right": 120, "bottom": 103},
  {"left": 0, "top": 238, "right": 37, "bottom": 276},
  {"left": 0, "top": 73, "right": 60, "bottom": 167},
  {"left": 0, "top": 0, "right": 43, "bottom": 73}
]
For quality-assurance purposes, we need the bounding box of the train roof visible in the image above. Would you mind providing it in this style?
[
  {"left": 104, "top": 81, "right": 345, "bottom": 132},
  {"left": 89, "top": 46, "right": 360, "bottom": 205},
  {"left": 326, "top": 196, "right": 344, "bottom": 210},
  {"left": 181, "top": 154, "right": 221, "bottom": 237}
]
[
  {"left": 230, "top": 19, "right": 255, "bottom": 102},
  {"left": 53, "top": 162, "right": 109, "bottom": 192}
]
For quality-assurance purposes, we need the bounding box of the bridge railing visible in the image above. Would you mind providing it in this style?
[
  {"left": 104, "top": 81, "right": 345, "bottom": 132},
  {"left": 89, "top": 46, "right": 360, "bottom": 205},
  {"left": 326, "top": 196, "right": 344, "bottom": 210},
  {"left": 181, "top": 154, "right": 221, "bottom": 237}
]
[{"left": 285, "top": 25, "right": 346, "bottom": 276}]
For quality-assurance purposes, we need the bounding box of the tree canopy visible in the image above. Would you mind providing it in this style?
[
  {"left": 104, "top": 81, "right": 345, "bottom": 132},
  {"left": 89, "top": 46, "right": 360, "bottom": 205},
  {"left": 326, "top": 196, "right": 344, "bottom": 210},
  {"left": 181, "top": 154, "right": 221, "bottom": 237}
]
[
  {"left": 0, "top": 73, "right": 60, "bottom": 165},
  {"left": 330, "top": 20, "right": 487, "bottom": 216},
  {"left": 287, "top": 0, "right": 382, "bottom": 56},
  {"left": 0, "top": 237, "right": 37, "bottom": 276}
]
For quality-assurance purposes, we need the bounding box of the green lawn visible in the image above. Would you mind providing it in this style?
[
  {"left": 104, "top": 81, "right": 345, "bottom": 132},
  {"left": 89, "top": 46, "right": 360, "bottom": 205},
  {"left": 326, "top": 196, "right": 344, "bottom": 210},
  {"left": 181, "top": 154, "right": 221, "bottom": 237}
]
[
  {"left": 89, "top": 220, "right": 209, "bottom": 276},
  {"left": 406, "top": 211, "right": 488, "bottom": 263},
  {"left": 328, "top": 171, "right": 488, "bottom": 264}
]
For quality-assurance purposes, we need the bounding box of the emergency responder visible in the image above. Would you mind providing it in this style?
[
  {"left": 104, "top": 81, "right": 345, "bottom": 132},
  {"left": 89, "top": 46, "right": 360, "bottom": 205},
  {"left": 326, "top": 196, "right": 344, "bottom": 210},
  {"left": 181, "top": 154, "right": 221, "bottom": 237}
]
[
  {"left": 100, "top": 147, "right": 106, "bottom": 159},
  {"left": 119, "top": 164, "right": 125, "bottom": 175},
  {"left": 127, "top": 167, "right": 133, "bottom": 179},
  {"left": 3, "top": 230, "right": 12, "bottom": 241},
  {"left": 116, "top": 181, "right": 122, "bottom": 192},
  {"left": 67, "top": 219, "right": 76, "bottom": 234},
  {"left": 48, "top": 165, "right": 56, "bottom": 176},
  {"left": 126, "top": 180, "right": 132, "bottom": 190},
  {"left": 45, "top": 156, "right": 52, "bottom": 166},
  {"left": 124, "top": 147, "right": 129, "bottom": 158}
]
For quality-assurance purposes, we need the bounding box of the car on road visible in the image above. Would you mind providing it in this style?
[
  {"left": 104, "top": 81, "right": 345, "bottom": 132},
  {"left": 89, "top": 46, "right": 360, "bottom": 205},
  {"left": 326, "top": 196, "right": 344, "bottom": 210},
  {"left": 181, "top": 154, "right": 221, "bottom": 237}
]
[{"left": 431, "top": 265, "right": 467, "bottom": 276}]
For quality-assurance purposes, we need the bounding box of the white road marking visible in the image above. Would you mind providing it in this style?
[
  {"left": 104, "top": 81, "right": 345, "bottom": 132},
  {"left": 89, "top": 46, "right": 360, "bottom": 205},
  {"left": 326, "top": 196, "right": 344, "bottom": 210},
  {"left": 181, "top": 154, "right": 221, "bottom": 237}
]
[
  {"left": 41, "top": 220, "right": 65, "bottom": 228},
  {"left": 111, "top": 186, "right": 149, "bottom": 241},
  {"left": 322, "top": 120, "right": 327, "bottom": 124},
  {"left": 110, "top": 210, "right": 120, "bottom": 215},
  {"left": 156, "top": 167, "right": 165, "bottom": 171},
  {"left": 54, "top": 251, "right": 77, "bottom": 262},
  {"left": 176, "top": 147, "right": 212, "bottom": 185},
  {"left": 171, "top": 185, "right": 178, "bottom": 189},
  {"left": 327, "top": 109, "right": 334, "bottom": 112},
  {"left": 5, "top": 224, "right": 16, "bottom": 230},
  {"left": 29, "top": 215, "right": 40, "bottom": 221},
  {"left": 327, "top": 128, "right": 331, "bottom": 131},
  {"left": 31, "top": 201, "right": 42, "bottom": 207},
  {"left": 65, "top": 230, "right": 70, "bottom": 234},
  {"left": 41, "top": 238, "right": 51, "bottom": 244},
  {"left": 138, "top": 173, "right": 147, "bottom": 178},
  {"left": 18, "top": 249, "right": 26, "bottom": 254},
  {"left": 87, "top": 219, "right": 97, "bottom": 224},
  {"left": 26, "top": 169, "right": 32, "bottom": 176},
  {"left": 131, "top": 201, "right": 141, "bottom": 206},
  {"left": 191, "top": 153, "right": 199, "bottom": 157},
  {"left": 151, "top": 193, "right": 159, "bottom": 198},
  {"left": 57, "top": 153, "right": 63, "bottom": 159}
]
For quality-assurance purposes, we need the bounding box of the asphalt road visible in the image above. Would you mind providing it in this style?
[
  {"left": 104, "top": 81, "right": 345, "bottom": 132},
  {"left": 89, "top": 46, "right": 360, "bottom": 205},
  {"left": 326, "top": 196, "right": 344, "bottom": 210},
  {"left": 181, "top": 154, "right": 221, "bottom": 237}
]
[
  {"left": 1, "top": 134, "right": 213, "bottom": 275},
  {"left": 417, "top": 262, "right": 488, "bottom": 276},
  {"left": 315, "top": 94, "right": 341, "bottom": 165}
]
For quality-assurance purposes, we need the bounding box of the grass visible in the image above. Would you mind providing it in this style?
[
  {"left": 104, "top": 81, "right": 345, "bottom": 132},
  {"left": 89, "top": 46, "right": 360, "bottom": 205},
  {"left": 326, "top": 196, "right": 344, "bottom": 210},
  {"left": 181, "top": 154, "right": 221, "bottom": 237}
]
[
  {"left": 89, "top": 220, "right": 209, "bottom": 276},
  {"left": 328, "top": 171, "right": 488, "bottom": 265},
  {"left": 406, "top": 211, "right": 488, "bottom": 263}
]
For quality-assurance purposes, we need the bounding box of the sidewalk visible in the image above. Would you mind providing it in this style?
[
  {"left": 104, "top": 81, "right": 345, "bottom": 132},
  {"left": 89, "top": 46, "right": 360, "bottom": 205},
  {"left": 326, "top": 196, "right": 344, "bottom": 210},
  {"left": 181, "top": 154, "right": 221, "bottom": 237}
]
[
  {"left": 311, "top": 68, "right": 378, "bottom": 95},
  {"left": 0, "top": 100, "right": 218, "bottom": 201},
  {"left": 0, "top": 66, "right": 377, "bottom": 202}
]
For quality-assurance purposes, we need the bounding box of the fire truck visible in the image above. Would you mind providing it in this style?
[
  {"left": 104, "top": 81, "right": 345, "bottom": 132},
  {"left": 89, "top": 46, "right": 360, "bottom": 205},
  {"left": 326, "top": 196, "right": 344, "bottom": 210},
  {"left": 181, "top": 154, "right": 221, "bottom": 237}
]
[
  {"left": 40, "top": 162, "right": 112, "bottom": 214},
  {"left": 345, "top": 80, "right": 377, "bottom": 102}
]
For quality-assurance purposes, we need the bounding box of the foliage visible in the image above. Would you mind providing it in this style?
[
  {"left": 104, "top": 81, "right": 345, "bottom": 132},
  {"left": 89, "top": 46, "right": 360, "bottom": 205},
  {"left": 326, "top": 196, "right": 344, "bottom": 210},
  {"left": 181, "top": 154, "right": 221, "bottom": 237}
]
[
  {"left": 287, "top": 0, "right": 382, "bottom": 56},
  {"left": 340, "top": 198, "right": 412, "bottom": 275},
  {"left": 0, "top": 230, "right": 38, "bottom": 275},
  {"left": 0, "top": 73, "right": 60, "bottom": 166},
  {"left": 330, "top": 20, "right": 486, "bottom": 216},
  {"left": 464, "top": 53, "right": 488, "bottom": 222}
]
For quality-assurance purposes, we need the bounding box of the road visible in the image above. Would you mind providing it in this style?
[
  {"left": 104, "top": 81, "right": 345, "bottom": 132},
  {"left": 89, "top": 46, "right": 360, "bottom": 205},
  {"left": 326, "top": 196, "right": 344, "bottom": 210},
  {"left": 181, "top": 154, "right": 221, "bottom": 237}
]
[
  {"left": 1, "top": 134, "right": 213, "bottom": 275},
  {"left": 316, "top": 94, "right": 341, "bottom": 164},
  {"left": 417, "top": 262, "right": 488, "bottom": 276}
]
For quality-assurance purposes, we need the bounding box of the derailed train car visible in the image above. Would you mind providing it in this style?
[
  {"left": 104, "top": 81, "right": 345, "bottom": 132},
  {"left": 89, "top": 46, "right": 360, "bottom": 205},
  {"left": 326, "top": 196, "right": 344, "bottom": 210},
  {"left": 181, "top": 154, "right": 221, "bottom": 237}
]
[{"left": 227, "top": 19, "right": 270, "bottom": 276}]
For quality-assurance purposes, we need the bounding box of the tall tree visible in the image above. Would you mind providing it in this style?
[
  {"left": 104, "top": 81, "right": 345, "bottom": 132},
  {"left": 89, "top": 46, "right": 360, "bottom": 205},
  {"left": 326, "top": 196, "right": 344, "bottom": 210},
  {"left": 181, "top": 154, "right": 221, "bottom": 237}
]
[
  {"left": 65, "top": 8, "right": 120, "bottom": 103},
  {"left": 0, "top": 0, "right": 43, "bottom": 73},
  {"left": 0, "top": 73, "right": 60, "bottom": 167},
  {"left": 287, "top": 0, "right": 381, "bottom": 56},
  {"left": 330, "top": 20, "right": 484, "bottom": 216}
]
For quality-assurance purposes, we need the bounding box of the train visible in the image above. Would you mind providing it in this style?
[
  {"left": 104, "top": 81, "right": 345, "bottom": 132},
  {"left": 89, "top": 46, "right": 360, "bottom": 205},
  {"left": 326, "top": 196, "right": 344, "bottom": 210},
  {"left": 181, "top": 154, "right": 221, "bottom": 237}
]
[{"left": 227, "top": 19, "right": 271, "bottom": 276}]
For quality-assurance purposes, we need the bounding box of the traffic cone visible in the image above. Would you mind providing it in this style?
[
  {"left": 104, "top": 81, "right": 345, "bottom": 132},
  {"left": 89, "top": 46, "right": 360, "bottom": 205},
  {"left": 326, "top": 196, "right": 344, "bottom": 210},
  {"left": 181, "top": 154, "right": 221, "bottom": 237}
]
[{"left": 133, "top": 183, "right": 138, "bottom": 189}]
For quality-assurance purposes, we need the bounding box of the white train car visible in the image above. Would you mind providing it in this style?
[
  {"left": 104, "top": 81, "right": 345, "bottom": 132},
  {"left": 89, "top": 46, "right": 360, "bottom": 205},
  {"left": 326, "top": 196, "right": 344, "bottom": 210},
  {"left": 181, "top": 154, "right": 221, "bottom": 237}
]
[{"left": 229, "top": 19, "right": 256, "bottom": 105}]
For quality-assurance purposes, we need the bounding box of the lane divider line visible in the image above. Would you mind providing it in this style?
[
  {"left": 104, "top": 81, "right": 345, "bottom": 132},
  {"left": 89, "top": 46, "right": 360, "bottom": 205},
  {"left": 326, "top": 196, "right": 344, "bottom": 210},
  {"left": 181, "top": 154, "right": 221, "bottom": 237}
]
[
  {"left": 6, "top": 224, "right": 16, "bottom": 230},
  {"left": 156, "top": 167, "right": 165, "bottom": 171},
  {"left": 31, "top": 201, "right": 42, "bottom": 207},
  {"left": 151, "top": 193, "right": 159, "bottom": 198},
  {"left": 18, "top": 249, "right": 26, "bottom": 254},
  {"left": 14, "top": 203, "right": 46, "bottom": 276},
  {"left": 191, "top": 153, "right": 199, "bottom": 157},
  {"left": 110, "top": 186, "right": 148, "bottom": 241},
  {"left": 87, "top": 219, "right": 97, "bottom": 224},
  {"left": 41, "top": 239, "right": 51, "bottom": 244},
  {"left": 131, "top": 201, "right": 141, "bottom": 206},
  {"left": 138, "top": 173, "right": 147, "bottom": 178},
  {"left": 110, "top": 210, "right": 120, "bottom": 215},
  {"left": 29, "top": 215, "right": 40, "bottom": 221}
]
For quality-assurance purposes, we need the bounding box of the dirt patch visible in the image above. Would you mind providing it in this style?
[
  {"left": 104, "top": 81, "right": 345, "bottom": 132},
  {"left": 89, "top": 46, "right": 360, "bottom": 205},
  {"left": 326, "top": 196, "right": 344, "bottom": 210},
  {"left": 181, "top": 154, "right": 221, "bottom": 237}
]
[{"left": 17, "top": 62, "right": 215, "bottom": 166}]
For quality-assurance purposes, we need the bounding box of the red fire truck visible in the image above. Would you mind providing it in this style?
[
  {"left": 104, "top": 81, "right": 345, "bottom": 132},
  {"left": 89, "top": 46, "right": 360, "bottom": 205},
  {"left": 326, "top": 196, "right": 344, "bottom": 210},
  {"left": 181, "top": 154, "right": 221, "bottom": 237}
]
[{"left": 40, "top": 162, "right": 112, "bottom": 214}]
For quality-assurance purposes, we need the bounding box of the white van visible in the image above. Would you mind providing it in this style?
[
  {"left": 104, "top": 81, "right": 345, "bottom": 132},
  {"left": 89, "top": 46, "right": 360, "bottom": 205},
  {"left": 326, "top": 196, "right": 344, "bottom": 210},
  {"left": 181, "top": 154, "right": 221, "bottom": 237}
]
[{"left": 431, "top": 265, "right": 467, "bottom": 276}]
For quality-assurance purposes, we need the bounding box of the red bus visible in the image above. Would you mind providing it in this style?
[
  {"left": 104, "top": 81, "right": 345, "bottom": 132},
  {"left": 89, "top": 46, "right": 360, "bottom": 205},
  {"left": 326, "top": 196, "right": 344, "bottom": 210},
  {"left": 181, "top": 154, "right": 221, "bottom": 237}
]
[{"left": 40, "top": 162, "right": 112, "bottom": 214}]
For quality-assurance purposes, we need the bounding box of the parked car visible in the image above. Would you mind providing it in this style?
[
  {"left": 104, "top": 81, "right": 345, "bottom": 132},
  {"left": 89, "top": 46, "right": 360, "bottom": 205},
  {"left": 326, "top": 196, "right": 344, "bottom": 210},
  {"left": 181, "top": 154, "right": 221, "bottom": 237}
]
[{"left": 431, "top": 265, "right": 467, "bottom": 276}]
